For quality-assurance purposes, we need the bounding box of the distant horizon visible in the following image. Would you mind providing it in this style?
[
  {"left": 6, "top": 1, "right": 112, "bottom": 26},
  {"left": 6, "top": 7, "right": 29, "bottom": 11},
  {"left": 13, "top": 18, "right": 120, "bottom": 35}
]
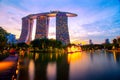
[{"left": 0, "top": 0, "right": 120, "bottom": 44}]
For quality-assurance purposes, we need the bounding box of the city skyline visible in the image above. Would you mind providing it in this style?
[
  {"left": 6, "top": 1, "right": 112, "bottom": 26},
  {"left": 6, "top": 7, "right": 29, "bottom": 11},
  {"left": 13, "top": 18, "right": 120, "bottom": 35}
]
[{"left": 0, "top": 0, "right": 120, "bottom": 44}]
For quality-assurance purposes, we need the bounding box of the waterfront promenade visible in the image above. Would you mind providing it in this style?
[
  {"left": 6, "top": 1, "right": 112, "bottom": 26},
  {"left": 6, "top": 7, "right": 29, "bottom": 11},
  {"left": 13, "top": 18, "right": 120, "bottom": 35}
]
[{"left": 0, "top": 55, "right": 18, "bottom": 80}]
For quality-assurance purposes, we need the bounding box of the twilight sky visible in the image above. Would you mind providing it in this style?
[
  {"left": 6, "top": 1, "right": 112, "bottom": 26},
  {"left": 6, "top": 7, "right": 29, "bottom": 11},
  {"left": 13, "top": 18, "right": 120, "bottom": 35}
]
[{"left": 0, "top": 0, "right": 120, "bottom": 44}]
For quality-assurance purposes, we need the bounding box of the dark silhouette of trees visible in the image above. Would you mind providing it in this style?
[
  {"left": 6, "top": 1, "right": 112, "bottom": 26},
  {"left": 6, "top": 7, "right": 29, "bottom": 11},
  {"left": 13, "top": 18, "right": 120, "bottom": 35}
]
[
  {"left": 117, "top": 37, "right": 120, "bottom": 47},
  {"left": 48, "top": 39, "right": 63, "bottom": 49},
  {"left": 113, "top": 39, "right": 117, "bottom": 44},
  {"left": 0, "top": 27, "right": 9, "bottom": 50},
  {"left": 103, "top": 38, "right": 112, "bottom": 50},
  {"left": 17, "top": 42, "right": 29, "bottom": 48},
  {"left": 112, "top": 38, "right": 119, "bottom": 49},
  {"left": 30, "top": 38, "right": 63, "bottom": 51}
]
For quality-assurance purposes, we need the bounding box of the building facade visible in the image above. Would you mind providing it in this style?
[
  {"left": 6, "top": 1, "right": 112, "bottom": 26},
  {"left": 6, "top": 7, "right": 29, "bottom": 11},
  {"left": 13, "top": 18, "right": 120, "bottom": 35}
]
[{"left": 18, "top": 11, "right": 77, "bottom": 45}]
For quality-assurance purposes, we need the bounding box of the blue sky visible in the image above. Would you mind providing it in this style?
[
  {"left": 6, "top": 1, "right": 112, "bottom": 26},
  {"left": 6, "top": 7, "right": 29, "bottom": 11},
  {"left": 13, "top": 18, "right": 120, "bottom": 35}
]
[{"left": 0, "top": 0, "right": 120, "bottom": 44}]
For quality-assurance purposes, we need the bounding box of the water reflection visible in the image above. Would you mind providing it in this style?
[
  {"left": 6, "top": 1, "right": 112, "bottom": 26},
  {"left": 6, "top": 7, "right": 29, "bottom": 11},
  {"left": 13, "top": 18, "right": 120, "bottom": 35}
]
[
  {"left": 0, "top": 61, "right": 15, "bottom": 71},
  {"left": 0, "top": 56, "right": 18, "bottom": 80},
  {"left": 17, "top": 52, "right": 69, "bottom": 80},
  {"left": 56, "top": 53, "right": 69, "bottom": 80},
  {"left": 47, "top": 63, "right": 56, "bottom": 80},
  {"left": 28, "top": 60, "right": 35, "bottom": 80},
  {"left": 112, "top": 51, "right": 120, "bottom": 64},
  {"left": 35, "top": 53, "right": 39, "bottom": 61},
  {"left": 67, "top": 52, "right": 82, "bottom": 63},
  {"left": 17, "top": 50, "right": 120, "bottom": 80}
]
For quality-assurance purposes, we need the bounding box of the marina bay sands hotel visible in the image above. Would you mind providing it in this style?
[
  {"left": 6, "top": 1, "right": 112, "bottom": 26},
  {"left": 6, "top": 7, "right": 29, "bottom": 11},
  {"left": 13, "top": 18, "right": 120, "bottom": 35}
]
[{"left": 18, "top": 11, "right": 77, "bottom": 45}]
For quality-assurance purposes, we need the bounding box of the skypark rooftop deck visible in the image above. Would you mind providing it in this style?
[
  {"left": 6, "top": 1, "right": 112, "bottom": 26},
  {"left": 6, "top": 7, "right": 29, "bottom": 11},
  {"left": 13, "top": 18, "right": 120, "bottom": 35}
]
[{"left": 24, "top": 11, "right": 77, "bottom": 19}]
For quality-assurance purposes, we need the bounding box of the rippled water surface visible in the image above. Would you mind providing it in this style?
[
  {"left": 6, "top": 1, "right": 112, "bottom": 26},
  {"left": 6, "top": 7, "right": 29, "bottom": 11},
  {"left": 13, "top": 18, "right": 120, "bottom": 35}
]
[{"left": 17, "top": 50, "right": 120, "bottom": 80}]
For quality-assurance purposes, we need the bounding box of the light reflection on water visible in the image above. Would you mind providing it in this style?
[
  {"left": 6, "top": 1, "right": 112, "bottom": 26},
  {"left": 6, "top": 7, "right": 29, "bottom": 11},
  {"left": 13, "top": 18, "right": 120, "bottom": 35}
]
[
  {"left": 17, "top": 50, "right": 120, "bottom": 80},
  {"left": 0, "top": 61, "right": 15, "bottom": 72},
  {"left": 28, "top": 60, "right": 35, "bottom": 80},
  {"left": 47, "top": 62, "right": 56, "bottom": 80}
]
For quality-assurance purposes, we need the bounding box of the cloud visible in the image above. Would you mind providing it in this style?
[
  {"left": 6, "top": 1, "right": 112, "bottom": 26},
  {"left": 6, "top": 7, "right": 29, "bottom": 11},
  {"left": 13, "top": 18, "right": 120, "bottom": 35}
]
[
  {"left": 0, "top": 0, "right": 120, "bottom": 43},
  {"left": 0, "top": 2, "right": 29, "bottom": 38}
]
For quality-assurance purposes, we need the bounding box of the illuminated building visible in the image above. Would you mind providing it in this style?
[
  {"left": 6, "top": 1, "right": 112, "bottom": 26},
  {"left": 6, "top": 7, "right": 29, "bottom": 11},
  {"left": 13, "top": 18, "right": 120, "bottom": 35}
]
[{"left": 18, "top": 11, "right": 77, "bottom": 45}]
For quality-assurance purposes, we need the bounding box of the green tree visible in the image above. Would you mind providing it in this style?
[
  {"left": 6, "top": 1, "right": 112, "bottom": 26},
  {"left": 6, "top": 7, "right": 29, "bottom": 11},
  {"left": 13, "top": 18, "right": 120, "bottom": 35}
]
[
  {"left": 17, "top": 42, "right": 29, "bottom": 48},
  {"left": 30, "top": 38, "right": 63, "bottom": 51},
  {"left": 117, "top": 37, "right": 120, "bottom": 47},
  {"left": 112, "top": 39, "right": 119, "bottom": 49},
  {"left": 0, "top": 27, "right": 9, "bottom": 50},
  {"left": 30, "top": 39, "right": 41, "bottom": 50},
  {"left": 103, "top": 38, "right": 112, "bottom": 50},
  {"left": 113, "top": 39, "right": 117, "bottom": 44}
]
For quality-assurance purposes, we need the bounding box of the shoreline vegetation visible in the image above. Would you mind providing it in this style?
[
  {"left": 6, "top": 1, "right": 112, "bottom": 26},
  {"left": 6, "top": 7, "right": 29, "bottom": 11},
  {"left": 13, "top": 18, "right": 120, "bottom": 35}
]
[
  {"left": 0, "top": 26, "right": 120, "bottom": 60},
  {"left": 106, "top": 48, "right": 120, "bottom": 52},
  {"left": 1, "top": 41, "right": 120, "bottom": 61},
  {"left": 0, "top": 53, "right": 9, "bottom": 61}
]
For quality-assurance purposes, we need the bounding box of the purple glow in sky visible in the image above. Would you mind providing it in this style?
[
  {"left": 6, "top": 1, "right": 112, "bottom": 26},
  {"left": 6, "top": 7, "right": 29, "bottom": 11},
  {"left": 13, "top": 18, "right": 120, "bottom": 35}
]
[{"left": 0, "top": 0, "right": 120, "bottom": 44}]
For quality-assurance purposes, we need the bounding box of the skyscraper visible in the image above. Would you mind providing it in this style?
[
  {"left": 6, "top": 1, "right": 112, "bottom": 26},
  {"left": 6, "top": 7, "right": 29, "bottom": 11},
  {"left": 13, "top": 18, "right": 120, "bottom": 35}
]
[{"left": 18, "top": 11, "right": 77, "bottom": 45}]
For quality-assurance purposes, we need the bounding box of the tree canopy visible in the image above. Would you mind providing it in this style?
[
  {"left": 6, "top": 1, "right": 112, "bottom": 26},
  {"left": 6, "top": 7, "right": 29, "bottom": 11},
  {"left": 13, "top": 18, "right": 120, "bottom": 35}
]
[
  {"left": 30, "top": 38, "right": 63, "bottom": 50},
  {"left": 0, "top": 27, "right": 9, "bottom": 48}
]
